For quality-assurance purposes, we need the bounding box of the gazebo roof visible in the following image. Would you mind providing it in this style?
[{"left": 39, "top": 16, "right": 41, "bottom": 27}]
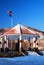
[
  {"left": 0, "top": 24, "right": 37, "bottom": 36},
  {"left": 1, "top": 23, "right": 43, "bottom": 37}
]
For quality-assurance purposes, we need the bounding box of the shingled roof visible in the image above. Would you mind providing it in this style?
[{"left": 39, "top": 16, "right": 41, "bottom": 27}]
[{"left": 0, "top": 24, "right": 44, "bottom": 36}]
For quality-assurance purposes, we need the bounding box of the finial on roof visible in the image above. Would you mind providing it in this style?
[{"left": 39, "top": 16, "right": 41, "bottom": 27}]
[{"left": 17, "top": 22, "right": 21, "bottom": 28}]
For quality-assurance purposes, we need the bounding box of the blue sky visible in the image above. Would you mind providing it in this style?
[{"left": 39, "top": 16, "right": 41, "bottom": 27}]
[{"left": 0, "top": 0, "right": 44, "bottom": 31}]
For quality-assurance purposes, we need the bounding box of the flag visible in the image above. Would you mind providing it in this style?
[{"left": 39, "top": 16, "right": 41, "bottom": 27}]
[{"left": 8, "top": 10, "right": 12, "bottom": 17}]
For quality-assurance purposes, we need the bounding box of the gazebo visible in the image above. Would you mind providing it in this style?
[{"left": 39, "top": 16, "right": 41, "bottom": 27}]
[{"left": 0, "top": 24, "right": 39, "bottom": 54}]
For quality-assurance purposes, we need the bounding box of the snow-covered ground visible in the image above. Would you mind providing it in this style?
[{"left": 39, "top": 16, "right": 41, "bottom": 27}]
[
  {"left": 0, "top": 51, "right": 44, "bottom": 65},
  {"left": 0, "top": 56, "right": 44, "bottom": 65},
  {"left": 27, "top": 51, "right": 40, "bottom": 56}
]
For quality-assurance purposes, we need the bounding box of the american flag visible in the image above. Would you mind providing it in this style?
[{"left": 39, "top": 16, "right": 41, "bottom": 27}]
[{"left": 8, "top": 10, "right": 12, "bottom": 17}]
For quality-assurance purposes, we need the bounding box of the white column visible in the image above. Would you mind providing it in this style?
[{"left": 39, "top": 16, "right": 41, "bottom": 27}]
[
  {"left": 36, "top": 41, "right": 38, "bottom": 48},
  {"left": 4, "top": 44, "right": 7, "bottom": 48},
  {"left": 33, "top": 42, "right": 36, "bottom": 48},
  {"left": 4, "top": 36, "right": 8, "bottom": 48},
  {"left": 19, "top": 35, "right": 22, "bottom": 53},
  {"left": 0, "top": 38, "right": 2, "bottom": 48},
  {"left": 19, "top": 35, "right": 22, "bottom": 48},
  {"left": 4, "top": 36, "right": 6, "bottom": 49},
  {"left": 6, "top": 36, "right": 8, "bottom": 48},
  {"left": 33, "top": 37, "right": 36, "bottom": 48},
  {"left": 4, "top": 36, "right": 6, "bottom": 41}
]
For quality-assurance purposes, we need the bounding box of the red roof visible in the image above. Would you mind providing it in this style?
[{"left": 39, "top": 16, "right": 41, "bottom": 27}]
[{"left": 0, "top": 24, "right": 36, "bottom": 36}]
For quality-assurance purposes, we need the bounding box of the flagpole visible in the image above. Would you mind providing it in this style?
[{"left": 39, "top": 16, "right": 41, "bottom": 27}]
[
  {"left": 11, "top": 16, "right": 13, "bottom": 28},
  {"left": 8, "top": 10, "right": 13, "bottom": 28}
]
